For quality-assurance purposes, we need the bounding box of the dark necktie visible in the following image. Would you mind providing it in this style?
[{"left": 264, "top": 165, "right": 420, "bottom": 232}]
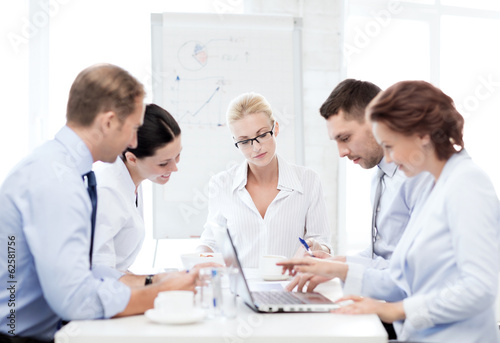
[
  {"left": 84, "top": 171, "right": 98, "bottom": 269},
  {"left": 371, "top": 168, "right": 385, "bottom": 258}
]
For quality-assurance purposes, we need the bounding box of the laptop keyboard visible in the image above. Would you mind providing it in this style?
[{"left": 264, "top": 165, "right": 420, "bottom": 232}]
[{"left": 252, "top": 291, "right": 305, "bottom": 305}]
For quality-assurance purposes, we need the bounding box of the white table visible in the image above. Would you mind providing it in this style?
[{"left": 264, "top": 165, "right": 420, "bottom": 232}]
[{"left": 55, "top": 270, "right": 388, "bottom": 343}]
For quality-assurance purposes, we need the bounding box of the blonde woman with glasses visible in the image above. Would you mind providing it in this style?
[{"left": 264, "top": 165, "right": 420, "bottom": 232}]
[{"left": 197, "top": 92, "right": 332, "bottom": 267}]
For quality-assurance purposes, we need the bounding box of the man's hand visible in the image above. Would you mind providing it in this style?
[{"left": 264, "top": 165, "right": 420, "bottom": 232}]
[
  {"left": 285, "top": 272, "right": 331, "bottom": 292},
  {"left": 310, "top": 251, "right": 346, "bottom": 262},
  {"left": 277, "top": 257, "right": 349, "bottom": 282},
  {"left": 330, "top": 255, "right": 346, "bottom": 262},
  {"left": 156, "top": 271, "right": 197, "bottom": 292},
  {"left": 114, "top": 271, "right": 197, "bottom": 317}
]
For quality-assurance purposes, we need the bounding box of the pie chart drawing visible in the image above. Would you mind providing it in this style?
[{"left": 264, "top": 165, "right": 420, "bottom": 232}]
[{"left": 178, "top": 41, "right": 208, "bottom": 71}]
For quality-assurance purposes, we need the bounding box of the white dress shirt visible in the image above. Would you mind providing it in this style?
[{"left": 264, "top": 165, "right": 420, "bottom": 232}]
[
  {"left": 199, "top": 155, "right": 332, "bottom": 268},
  {"left": 359, "top": 150, "right": 500, "bottom": 342},
  {"left": 344, "top": 158, "right": 434, "bottom": 293},
  {"left": 93, "top": 157, "right": 145, "bottom": 271},
  {"left": 0, "top": 126, "right": 130, "bottom": 340}
]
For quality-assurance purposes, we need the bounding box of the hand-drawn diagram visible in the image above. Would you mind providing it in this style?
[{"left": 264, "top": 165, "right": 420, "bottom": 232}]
[
  {"left": 164, "top": 37, "right": 251, "bottom": 126},
  {"left": 153, "top": 13, "right": 298, "bottom": 238},
  {"left": 177, "top": 41, "right": 209, "bottom": 71},
  {"left": 172, "top": 75, "right": 227, "bottom": 126}
]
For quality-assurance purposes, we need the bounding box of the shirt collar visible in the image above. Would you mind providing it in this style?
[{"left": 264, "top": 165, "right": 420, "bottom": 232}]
[
  {"left": 232, "top": 159, "right": 248, "bottom": 192},
  {"left": 377, "top": 157, "right": 398, "bottom": 178},
  {"left": 276, "top": 155, "right": 303, "bottom": 193},
  {"left": 55, "top": 125, "right": 94, "bottom": 176},
  {"left": 438, "top": 149, "right": 469, "bottom": 180},
  {"left": 231, "top": 155, "right": 303, "bottom": 194},
  {"left": 114, "top": 157, "right": 138, "bottom": 199}
]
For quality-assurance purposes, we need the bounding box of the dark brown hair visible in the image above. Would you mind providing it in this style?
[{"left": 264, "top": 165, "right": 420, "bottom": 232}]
[
  {"left": 125, "top": 104, "right": 181, "bottom": 159},
  {"left": 320, "top": 79, "right": 381, "bottom": 122},
  {"left": 66, "top": 64, "right": 145, "bottom": 126},
  {"left": 367, "top": 80, "right": 464, "bottom": 160}
]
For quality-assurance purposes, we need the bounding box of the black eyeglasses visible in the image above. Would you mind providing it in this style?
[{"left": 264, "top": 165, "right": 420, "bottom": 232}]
[{"left": 234, "top": 125, "right": 275, "bottom": 149}]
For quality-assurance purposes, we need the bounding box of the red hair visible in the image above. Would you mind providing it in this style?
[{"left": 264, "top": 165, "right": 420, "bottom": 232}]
[{"left": 367, "top": 81, "right": 464, "bottom": 160}]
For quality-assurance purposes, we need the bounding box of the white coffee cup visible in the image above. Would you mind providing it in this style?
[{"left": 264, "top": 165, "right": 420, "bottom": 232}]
[
  {"left": 154, "top": 290, "right": 194, "bottom": 316},
  {"left": 259, "top": 255, "right": 287, "bottom": 280}
]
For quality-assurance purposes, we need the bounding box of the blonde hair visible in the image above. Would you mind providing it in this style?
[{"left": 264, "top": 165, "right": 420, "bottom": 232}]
[{"left": 226, "top": 92, "right": 275, "bottom": 125}]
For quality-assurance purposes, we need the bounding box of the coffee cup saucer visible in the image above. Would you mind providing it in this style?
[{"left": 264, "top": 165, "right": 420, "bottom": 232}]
[{"left": 145, "top": 308, "right": 206, "bottom": 325}]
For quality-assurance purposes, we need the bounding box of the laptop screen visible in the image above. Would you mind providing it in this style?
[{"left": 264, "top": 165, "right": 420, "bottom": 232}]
[{"left": 220, "top": 228, "right": 258, "bottom": 310}]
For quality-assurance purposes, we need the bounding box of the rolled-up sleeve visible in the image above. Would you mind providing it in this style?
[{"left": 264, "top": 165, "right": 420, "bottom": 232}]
[
  {"left": 303, "top": 172, "right": 332, "bottom": 253},
  {"left": 358, "top": 266, "right": 407, "bottom": 302},
  {"left": 24, "top": 170, "right": 130, "bottom": 320},
  {"left": 347, "top": 252, "right": 390, "bottom": 269},
  {"left": 343, "top": 262, "right": 366, "bottom": 295},
  {"left": 199, "top": 174, "right": 228, "bottom": 252},
  {"left": 92, "top": 265, "right": 125, "bottom": 280}
]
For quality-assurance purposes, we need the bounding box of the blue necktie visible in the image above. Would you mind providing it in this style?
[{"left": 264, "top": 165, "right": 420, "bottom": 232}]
[
  {"left": 371, "top": 168, "right": 385, "bottom": 258},
  {"left": 85, "top": 171, "right": 97, "bottom": 269}
]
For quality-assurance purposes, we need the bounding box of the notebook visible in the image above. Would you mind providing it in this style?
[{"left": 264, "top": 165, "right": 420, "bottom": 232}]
[{"left": 220, "top": 228, "right": 340, "bottom": 313}]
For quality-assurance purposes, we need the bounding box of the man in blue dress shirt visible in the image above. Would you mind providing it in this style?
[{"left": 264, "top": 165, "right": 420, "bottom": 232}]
[
  {"left": 286, "top": 79, "right": 433, "bottom": 339},
  {"left": 289, "top": 79, "right": 432, "bottom": 288},
  {"left": 0, "top": 64, "right": 196, "bottom": 342},
  {"left": 311, "top": 79, "right": 432, "bottom": 284},
  {"left": 318, "top": 79, "right": 433, "bottom": 291}
]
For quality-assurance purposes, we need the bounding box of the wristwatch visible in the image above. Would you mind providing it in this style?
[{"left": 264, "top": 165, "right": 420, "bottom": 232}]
[{"left": 145, "top": 274, "right": 154, "bottom": 285}]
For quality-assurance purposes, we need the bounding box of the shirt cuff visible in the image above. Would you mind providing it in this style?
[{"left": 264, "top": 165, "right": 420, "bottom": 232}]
[
  {"left": 98, "top": 278, "right": 131, "bottom": 318},
  {"left": 92, "top": 253, "right": 116, "bottom": 269},
  {"left": 307, "top": 238, "right": 332, "bottom": 254},
  {"left": 343, "top": 262, "right": 366, "bottom": 296},
  {"left": 318, "top": 241, "right": 333, "bottom": 254},
  {"left": 92, "top": 265, "right": 125, "bottom": 280},
  {"left": 402, "top": 294, "right": 433, "bottom": 335},
  {"left": 198, "top": 235, "right": 218, "bottom": 252},
  {"left": 346, "top": 255, "right": 373, "bottom": 268}
]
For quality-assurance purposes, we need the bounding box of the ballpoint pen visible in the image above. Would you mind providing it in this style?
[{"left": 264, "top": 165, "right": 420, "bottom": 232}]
[{"left": 298, "top": 237, "right": 315, "bottom": 257}]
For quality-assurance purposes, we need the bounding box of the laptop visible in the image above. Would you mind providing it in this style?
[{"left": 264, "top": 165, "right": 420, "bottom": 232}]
[{"left": 220, "top": 228, "right": 340, "bottom": 313}]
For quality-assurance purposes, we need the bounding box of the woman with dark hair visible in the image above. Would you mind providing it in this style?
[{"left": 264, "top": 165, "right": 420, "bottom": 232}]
[
  {"left": 93, "top": 104, "right": 181, "bottom": 271},
  {"left": 280, "top": 81, "right": 500, "bottom": 342}
]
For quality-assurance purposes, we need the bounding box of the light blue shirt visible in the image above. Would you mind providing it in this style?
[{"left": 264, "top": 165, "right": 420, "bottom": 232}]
[
  {"left": 0, "top": 126, "right": 130, "bottom": 341},
  {"left": 362, "top": 150, "right": 500, "bottom": 342},
  {"left": 344, "top": 158, "right": 434, "bottom": 293}
]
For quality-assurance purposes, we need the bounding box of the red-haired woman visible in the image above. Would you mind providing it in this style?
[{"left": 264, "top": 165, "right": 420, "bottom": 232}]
[{"left": 280, "top": 81, "right": 500, "bottom": 342}]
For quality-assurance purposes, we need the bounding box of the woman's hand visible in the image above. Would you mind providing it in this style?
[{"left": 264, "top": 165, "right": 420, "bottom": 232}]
[
  {"left": 277, "top": 257, "right": 349, "bottom": 281},
  {"left": 334, "top": 295, "right": 406, "bottom": 324},
  {"left": 306, "top": 238, "right": 330, "bottom": 254},
  {"left": 293, "top": 238, "right": 331, "bottom": 258}
]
